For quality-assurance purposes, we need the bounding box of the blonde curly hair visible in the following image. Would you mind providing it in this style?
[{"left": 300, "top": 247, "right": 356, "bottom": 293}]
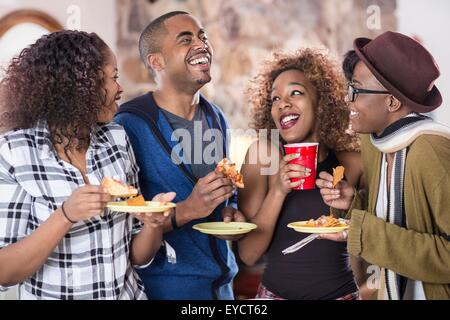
[{"left": 248, "top": 48, "right": 359, "bottom": 152}]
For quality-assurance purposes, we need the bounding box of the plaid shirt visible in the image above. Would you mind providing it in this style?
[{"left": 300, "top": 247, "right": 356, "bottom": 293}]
[{"left": 0, "top": 121, "right": 147, "bottom": 300}]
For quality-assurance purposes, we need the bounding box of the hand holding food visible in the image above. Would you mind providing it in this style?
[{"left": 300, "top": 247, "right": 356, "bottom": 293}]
[
  {"left": 132, "top": 192, "right": 176, "bottom": 228},
  {"left": 315, "top": 168, "right": 354, "bottom": 210},
  {"left": 312, "top": 215, "right": 350, "bottom": 242},
  {"left": 284, "top": 215, "right": 350, "bottom": 253},
  {"left": 183, "top": 170, "right": 234, "bottom": 220},
  {"left": 101, "top": 177, "right": 138, "bottom": 198},
  {"left": 332, "top": 166, "right": 345, "bottom": 187},
  {"left": 215, "top": 158, "right": 244, "bottom": 188},
  {"left": 63, "top": 185, "right": 114, "bottom": 223},
  {"left": 288, "top": 214, "right": 349, "bottom": 232}
]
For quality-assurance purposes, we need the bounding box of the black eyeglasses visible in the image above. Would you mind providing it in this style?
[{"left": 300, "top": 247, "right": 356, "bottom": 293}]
[{"left": 347, "top": 83, "right": 390, "bottom": 102}]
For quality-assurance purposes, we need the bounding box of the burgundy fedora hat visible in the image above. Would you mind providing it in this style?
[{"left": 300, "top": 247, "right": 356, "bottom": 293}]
[{"left": 353, "top": 31, "right": 442, "bottom": 113}]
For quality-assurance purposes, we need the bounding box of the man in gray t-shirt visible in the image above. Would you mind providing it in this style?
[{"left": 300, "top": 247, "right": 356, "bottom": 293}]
[{"left": 161, "top": 106, "right": 223, "bottom": 180}]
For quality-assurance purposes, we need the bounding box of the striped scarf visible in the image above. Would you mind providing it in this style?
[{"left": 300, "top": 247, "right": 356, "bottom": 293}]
[{"left": 370, "top": 113, "right": 450, "bottom": 299}]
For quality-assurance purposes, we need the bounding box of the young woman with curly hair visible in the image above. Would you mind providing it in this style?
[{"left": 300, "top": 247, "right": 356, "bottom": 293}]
[
  {"left": 237, "top": 48, "right": 363, "bottom": 300},
  {"left": 0, "top": 30, "right": 175, "bottom": 299}
]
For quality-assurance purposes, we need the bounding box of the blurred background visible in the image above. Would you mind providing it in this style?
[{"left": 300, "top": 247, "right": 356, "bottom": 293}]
[{"left": 0, "top": 0, "right": 449, "bottom": 300}]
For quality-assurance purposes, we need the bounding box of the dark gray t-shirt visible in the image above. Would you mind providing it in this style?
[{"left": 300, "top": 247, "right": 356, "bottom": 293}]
[{"left": 161, "top": 106, "right": 224, "bottom": 180}]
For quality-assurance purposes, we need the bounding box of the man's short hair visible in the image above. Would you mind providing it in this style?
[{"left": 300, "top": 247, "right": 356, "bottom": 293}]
[
  {"left": 342, "top": 50, "right": 360, "bottom": 82},
  {"left": 139, "top": 11, "right": 189, "bottom": 71}
]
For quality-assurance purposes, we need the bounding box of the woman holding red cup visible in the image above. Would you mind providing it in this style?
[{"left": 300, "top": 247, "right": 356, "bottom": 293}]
[
  {"left": 237, "top": 49, "right": 363, "bottom": 300},
  {"left": 283, "top": 142, "right": 319, "bottom": 190}
]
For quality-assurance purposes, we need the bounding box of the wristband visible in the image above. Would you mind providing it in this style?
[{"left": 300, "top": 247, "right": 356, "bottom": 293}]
[
  {"left": 61, "top": 202, "right": 76, "bottom": 224},
  {"left": 171, "top": 207, "right": 179, "bottom": 230}
]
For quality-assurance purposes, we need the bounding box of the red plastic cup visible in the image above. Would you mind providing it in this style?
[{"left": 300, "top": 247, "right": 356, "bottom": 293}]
[{"left": 283, "top": 143, "right": 319, "bottom": 190}]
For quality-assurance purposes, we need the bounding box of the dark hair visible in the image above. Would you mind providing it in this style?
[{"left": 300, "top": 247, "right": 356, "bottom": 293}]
[
  {"left": 139, "top": 11, "right": 189, "bottom": 72},
  {"left": 0, "top": 30, "right": 110, "bottom": 150},
  {"left": 342, "top": 50, "right": 360, "bottom": 82},
  {"left": 248, "top": 48, "right": 360, "bottom": 152}
]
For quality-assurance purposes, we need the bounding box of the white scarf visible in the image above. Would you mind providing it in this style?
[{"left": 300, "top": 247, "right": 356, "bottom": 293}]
[{"left": 370, "top": 114, "right": 450, "bottom": 153}]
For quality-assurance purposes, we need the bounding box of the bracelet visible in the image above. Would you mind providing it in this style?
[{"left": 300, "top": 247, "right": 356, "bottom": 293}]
[
  {"left": 61, "top": 202, "right": 76, "bottom": 224},
  {"left": 171, "top": 207, "right": 179, "bottom": 230}
]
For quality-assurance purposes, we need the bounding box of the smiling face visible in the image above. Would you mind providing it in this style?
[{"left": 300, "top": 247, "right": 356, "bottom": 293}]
[
  {"left": 348, "top": 61, "right": 391, "bottom": 135},
  {"left": 270, "top": 69, "right": 318, "bottom": 143},
  {"left": 97, "top": 48, "right": 123, "bottom": 123},
  {"left": 157, "top": 14, "right": 213, "bottom": 91}
]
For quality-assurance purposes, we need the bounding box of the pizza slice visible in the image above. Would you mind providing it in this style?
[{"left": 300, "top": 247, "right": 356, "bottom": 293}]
[
  {"left": 101, "top": 177, "right": 138, "bottom": 198},
  {"left": 216, "top": 158, "right": 245, "bottom": 188},
  {"left": 332, "top": 166, "right": 345, "bottom": 188}
]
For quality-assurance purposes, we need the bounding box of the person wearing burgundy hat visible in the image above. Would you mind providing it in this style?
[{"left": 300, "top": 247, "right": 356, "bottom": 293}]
[{"left": 316, "top": 31, "right": 450, "bottom": 300}]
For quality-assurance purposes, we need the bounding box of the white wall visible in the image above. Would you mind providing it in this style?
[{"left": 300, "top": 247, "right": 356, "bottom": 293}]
[
  {"left": 397, "top": 0, "right": 450, "bottom": 126},
  {"left": 0, "top": 0, "right": 117, "bottom": 52}
]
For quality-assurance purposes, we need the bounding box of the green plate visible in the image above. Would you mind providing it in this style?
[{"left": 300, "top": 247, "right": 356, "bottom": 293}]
[
  {"left": 193, "top": 222, "right": 257, "bottom": 235},
  {"left": 287, "top": 221, "right": 349, "bottom": 234}
]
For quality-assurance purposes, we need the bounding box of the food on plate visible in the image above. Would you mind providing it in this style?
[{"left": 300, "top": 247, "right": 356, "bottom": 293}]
[
  {"left": 332, "top": 166, "right": 345, "bottom": 188},
  {"left": 126, "top": 195, "right": 146, "bottom": 206},
  {"left": 215, "top": 158, "right": 244, "bottom": 188},
  {"left": 101, "top": 177, "right": 138, "bottom": 197},
  {"left": 304, "top": 215, "right": 348, "bottom": 228}
]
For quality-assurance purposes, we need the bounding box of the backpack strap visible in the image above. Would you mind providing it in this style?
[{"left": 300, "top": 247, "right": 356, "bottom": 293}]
[{"left": 117, "top": 102, "right": 197, "bottom": 185}]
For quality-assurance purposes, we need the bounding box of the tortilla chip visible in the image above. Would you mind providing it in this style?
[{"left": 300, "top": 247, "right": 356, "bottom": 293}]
[{"left": 332, "top": 166, "right": 345, "bottom": 188}]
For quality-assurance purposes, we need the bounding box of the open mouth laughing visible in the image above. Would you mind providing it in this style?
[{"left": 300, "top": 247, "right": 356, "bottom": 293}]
[
  {"left": 187, "top": 50, "right": 211, "bottom": 70},
  {"left": 279, "top": 112, "right": 300, "bottom": 130}
]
